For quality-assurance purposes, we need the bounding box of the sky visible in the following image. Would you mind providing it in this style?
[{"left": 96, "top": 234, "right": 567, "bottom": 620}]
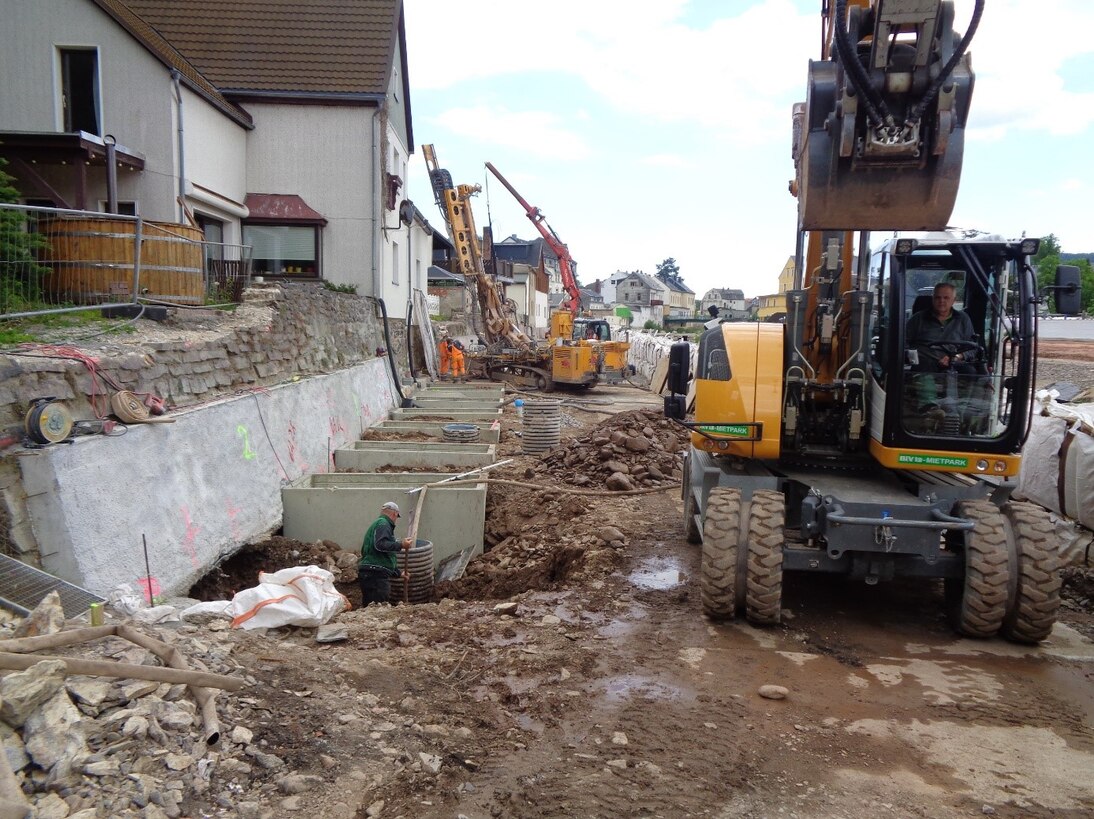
[{"left": 403, "top": 0, "right": 1094, "bottom": 299}]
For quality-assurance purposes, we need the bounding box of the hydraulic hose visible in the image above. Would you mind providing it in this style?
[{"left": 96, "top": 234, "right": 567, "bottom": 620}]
[
  {"left": 376, "top": 297, "right": 413, "bottom": 408},
  {"left": 833, "top": 0, "right": 890, "bottom": 130},
  {"left": 906, "top": 0, "right": 984, "bottom": 125}
]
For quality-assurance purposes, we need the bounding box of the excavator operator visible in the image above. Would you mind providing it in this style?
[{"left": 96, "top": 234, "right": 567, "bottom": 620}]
[{"left": 905, "top": 282, "right": 984, "bottom": 432}]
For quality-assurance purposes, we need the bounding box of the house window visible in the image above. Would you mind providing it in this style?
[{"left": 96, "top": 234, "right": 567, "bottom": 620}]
[
  {"left": 197, "top": 215, "right": 224, "bottom": 265},
  {"left": 242, "top": 225, "right": 318, "bottom": 277},
  {"left": 97, "top": 200, "right": 137, "bottom": 216},
  {"left": 60, "top": 48, "right": 100, "bottom": 135}
]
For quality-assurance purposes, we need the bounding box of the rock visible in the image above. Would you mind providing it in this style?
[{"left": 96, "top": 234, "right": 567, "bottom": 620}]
[
  {"left": 597, "top": 526, "right": 625, "bottom": 544},
  {"left": 12, "top": 590, "right": 65, "bottom": 638},
  {"left": 316, "top": 624, "right": 348, "bottom": 643},
  {"left": 277, "top": 773, "right": 324, "bottom": 794},
  {"left": 120, "top": 681, "right": 160, "bottom": 702},
  {"left": 0, "top": 659, "right": 67, "bottom": 728},
  {"left": 365, "top": 800, "right": 385, "bottom": 817},
  {"left": 541, "top": 615, "right": 561, "bottom": 626},
  {"left": 65, "top": 678, "right": 112, "bottom": 708},
  {"left": 603, "top": 459, "right": 629, "bottom": 473},
  {"left": 31, "top": 791, "right": 70, "bottom": 819},
  {"left": 250, "top": 750, "right": 285, "bottom": 770},
  {"left": 84, "top": 759, "right": 122, "bottom": 776},
  {"left": 230, "top": 725, "right": 254, "bottom": 746},
  {"left": 22, "top": 689, "right": 87, "bottom": 773},
  {"left": 492, "top": 602, "right": 519, "bottom": 616},
  {"left": 280, "top": 795, "right": 303, "bottom": 811},
  {"left": 611, "top": 731, "right": 628, "bottom": 746},
  {"left": 758, "top": 685, "right": 789, "bottom": 701},
  {"left": 418, "top": 751, "right": 443, "bottom": 773},
  {"left": 606, "top": 472, "right": 635, "bottom": 492},
  {"left": 606, "top": 758, "right": 628, "bottom": 769},
  {"left": 0, "top": 721, "right": 29, "bottom": 772},
  {"left": 624, "top": 436, "right": 651, "bottom": 453}
]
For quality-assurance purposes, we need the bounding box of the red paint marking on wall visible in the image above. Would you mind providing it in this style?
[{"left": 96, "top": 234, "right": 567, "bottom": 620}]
[
  {"left": 136, "top": 576, "right": 161, "bottom": 604},
  {"left": 226, "top": 501, "right": 243, "bottom": 541}
]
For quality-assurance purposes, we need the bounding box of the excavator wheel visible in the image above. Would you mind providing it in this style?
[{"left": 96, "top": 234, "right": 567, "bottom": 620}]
[
  {"left": 1001, "top": 502, "right": 1061, "bottom": 644},
  {"left": 945, "top": 500, "right": 1010, "bottom": 638},
  {"left": 745, "top": 490, "right": 785, "bottom": 625},
  {"left": 700, "top": 488, "right": 743, "bottom": 619},
  {"left": 682, "top": 460, "right": 701, "bottom": 544}
]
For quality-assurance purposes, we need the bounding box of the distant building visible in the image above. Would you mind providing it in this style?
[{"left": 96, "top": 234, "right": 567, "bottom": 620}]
[
  {"left": 700, "top": 288, "right": 747, "bottom": 320},
  {"left": 756, "top": 256, "right": 796, "bottom": 320},
  {"left": 656, "top": 271, "right": 696, "bottom": 318}
]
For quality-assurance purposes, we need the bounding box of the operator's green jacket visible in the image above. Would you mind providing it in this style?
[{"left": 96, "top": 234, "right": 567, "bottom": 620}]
[{"left": 359, "top": 514, "right": 401, "bottom": 577}]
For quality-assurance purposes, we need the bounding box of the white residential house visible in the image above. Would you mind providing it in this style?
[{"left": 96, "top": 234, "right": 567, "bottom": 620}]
[{"left": 0, "top": 0, "right": 429, "bottom": 307}]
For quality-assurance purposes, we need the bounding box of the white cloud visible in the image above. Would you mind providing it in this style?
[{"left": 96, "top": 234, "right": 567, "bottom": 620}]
[
  {"left": 639, "top": 154, "right": 693, "bottom": 168},
  {"left": 431, "top": 106, "right": 591, "bottom": 160}
]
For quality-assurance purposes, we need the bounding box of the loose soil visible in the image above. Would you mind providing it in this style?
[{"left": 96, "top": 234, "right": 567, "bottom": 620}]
[{"left": 176, "top": 374, "right": 1094, "bottom": 819}]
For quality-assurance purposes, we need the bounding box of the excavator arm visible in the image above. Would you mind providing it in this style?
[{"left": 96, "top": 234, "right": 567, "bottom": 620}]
[
  {"left": 422, "top": 145, "right": 533, "bottom": 350},
  {"left": 485, "top": 162, "right": 582, "bottom": 315}
]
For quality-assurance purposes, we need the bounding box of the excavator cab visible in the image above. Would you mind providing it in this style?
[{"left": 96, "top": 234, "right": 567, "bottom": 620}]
[{"left": 868, "top": 234, "right": 1042, "bottom": 476}]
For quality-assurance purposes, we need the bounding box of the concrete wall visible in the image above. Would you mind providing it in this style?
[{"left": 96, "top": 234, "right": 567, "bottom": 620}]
[{"left": 18, "top": 359, "right": 397, "bottom": 598}]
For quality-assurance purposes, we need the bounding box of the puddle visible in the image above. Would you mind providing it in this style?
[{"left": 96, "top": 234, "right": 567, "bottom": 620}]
[
  {"left": 599, "top": 673, "right": 686, "bottom": 703},
  {"left": 628, "top": 556, "right": 686, "bottom": 590}
]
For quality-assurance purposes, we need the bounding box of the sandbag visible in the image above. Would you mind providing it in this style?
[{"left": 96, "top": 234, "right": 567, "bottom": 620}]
[{"left": 226, "top": 566, "right": 349, "bottom": 630}]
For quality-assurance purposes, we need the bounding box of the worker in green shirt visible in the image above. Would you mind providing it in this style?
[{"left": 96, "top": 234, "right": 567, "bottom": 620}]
[{"left": 358, "top": 501, "right": 412, "bottom": 605}]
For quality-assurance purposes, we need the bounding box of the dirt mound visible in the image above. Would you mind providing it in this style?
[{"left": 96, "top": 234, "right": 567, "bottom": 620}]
[
  {"left": 532, "top": 409, "right": 687, "bottom": 489},
  {"left": 188, "top": 535, "right": 347, "bottom": 600}
]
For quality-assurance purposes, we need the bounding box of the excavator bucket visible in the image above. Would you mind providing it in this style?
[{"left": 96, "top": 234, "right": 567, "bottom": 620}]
[{"left": 792, "top": 0, "right": 977, "bottom": 231}]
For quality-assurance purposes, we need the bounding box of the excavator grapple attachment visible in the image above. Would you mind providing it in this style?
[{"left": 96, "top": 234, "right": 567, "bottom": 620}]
[{"left": 792, "top": 0, "right": 978, "bottom": 231}]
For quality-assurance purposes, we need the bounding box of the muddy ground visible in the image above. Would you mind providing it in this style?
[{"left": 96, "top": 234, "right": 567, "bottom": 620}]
[{"left": 172, "top": 352, "right": 1094, "bottom": 819}]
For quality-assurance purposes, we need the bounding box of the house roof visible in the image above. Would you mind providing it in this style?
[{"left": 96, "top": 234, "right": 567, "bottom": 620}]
[
  {"left": 92, "top": 0, "right": 252, "bottom": 128},
  {"left": 493, "top": 237, "right": 544, "bottom": 266},
  {"left": 427, "top": 265, "right": 462, "bottom": 282},
  {"left": 120, "top": 0, "right": 406, "bottom": 102}
]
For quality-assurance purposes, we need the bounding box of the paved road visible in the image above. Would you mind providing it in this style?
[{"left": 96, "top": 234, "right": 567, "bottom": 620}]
[{"left": 1037, "top": 317, "right": 1094, "bottom": 340}]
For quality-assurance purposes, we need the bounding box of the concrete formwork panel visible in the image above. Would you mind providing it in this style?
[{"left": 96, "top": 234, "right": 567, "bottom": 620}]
[
  {"left": 390, "top": 408, "right": 503, "bottom": 422},
  {"left": 425, "top": 383, "right": 504, "bottom": 396},
  {"left": 281, "top": 473, "right": 486, "bottom": 569},
  {"left": 375, "top": 420, "right": 501, "bottom": 443},
  {"left": 334, "top": 441, "right": 496, "bottom": 471}
]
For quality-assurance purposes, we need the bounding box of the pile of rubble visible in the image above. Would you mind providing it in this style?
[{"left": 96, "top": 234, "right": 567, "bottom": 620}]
[
  {"left": 0, "top": 593, "right": 333, "bottom": 819},
  {"left": 531, "top": 409, "right": 687, "bottom": 490}
]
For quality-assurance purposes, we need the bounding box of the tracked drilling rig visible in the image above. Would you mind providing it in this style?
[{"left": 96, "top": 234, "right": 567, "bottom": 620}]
[{"left": 664, "top": 0, "right": 1080, "bottom": 641}]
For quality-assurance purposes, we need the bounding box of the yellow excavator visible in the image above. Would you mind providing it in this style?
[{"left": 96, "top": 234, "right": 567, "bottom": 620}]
[
  {"left": 424, "top": 144, "right": 615, "bottom": 390},
  {"left": 664, "top": 0, "right": 1082, "bottom": 641}
]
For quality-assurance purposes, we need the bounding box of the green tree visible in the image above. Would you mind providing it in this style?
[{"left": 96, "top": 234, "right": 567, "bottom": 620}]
[
  {"left": 0, "top": 158, "right": 49, "bottom": 310},
  {"left": 655, "top": 258, "right": 680, "bottom": 279},
  {"left": 643, "top": 319, "right": 661, "bottom": 330},
  {"left": 1035, "top": 253, "right": 1094, "bottom": 315}
]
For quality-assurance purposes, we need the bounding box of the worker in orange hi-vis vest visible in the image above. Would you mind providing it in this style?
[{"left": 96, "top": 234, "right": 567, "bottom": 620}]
[
  {"left": 447, "top": 338, "right": 467, "bottom": 382},
  {"left": 437, "top": 336, "right": 451, "bottom": 380}
]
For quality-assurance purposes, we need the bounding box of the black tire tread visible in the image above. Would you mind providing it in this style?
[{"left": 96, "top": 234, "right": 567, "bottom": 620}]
[
  {"left": 1002, "top": 501, "right": 1061, "bottom": 643},
  {"left": 952, "top": 500, "right": 1010, "bottom": 638},
  {"left": 745, "top": 490, "right": 784, "bottom": 625},
  {"left": 700, "top": 488, "right": 741, "bottom": 619}
]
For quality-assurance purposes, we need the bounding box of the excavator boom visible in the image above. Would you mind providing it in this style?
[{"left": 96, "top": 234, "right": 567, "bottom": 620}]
[{"left": 485, "top": 162, "right": 581, "bottom": 315}]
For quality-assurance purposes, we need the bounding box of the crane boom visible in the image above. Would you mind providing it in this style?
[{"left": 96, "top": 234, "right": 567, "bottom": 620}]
[{"left": 485, "top": 162, "right": 581, "bottom": 315}]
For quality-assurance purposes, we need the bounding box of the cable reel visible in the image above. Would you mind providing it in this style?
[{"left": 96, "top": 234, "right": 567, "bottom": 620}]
[{"left": 24, "top": 398, "right": 74, "bottom": 445}]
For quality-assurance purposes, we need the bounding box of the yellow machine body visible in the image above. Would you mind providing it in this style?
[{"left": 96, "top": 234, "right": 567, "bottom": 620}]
[{"left": 691, "top": 323, "right": 783, "bottom": 460}]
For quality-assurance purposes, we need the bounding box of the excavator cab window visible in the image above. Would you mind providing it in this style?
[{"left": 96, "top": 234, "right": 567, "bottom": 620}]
[{"left": 877, "top": 240, "right": 1032, "bottom": 451}]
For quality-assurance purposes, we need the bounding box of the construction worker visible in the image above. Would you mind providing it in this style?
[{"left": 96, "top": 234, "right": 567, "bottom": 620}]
[
  {"left": 446, "top": 337, "right": 466, "bottom": 382},
  {"left": 358, "top": 501, "right": 413, "bottom": 606},
  {"left": 437, "top": 335, "right": 451, "bottom": 380}
]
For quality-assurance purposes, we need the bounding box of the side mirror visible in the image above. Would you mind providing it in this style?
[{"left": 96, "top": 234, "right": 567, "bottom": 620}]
[
  {"left": 1055, "top": 265, "right": 1082, "bottom": 316},
  {"left": 667, "top": 342, "right": 691, "bottom": 395}
]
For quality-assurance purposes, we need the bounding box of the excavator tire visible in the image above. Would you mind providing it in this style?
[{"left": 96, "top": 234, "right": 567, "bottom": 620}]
[
  {"left": 700, "top": 488, "right": 742, "bottom": 619},
  {"left": 1001, "top": 501, "right": 1061, "bottom": 644},
  {"left": 745, "top": 490, "right": 785, "bottom": 625},
  {"left": 946, "top": 500, "right": 1010, "bottom": 638},
  {"left": 682, "top": 463, "right": 701, "bottom": 544}
]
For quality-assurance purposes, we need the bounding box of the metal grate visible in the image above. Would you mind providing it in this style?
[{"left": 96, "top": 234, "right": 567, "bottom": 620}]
[{"left": 0, "top": 554, "right": 105, "bottom": 619}]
